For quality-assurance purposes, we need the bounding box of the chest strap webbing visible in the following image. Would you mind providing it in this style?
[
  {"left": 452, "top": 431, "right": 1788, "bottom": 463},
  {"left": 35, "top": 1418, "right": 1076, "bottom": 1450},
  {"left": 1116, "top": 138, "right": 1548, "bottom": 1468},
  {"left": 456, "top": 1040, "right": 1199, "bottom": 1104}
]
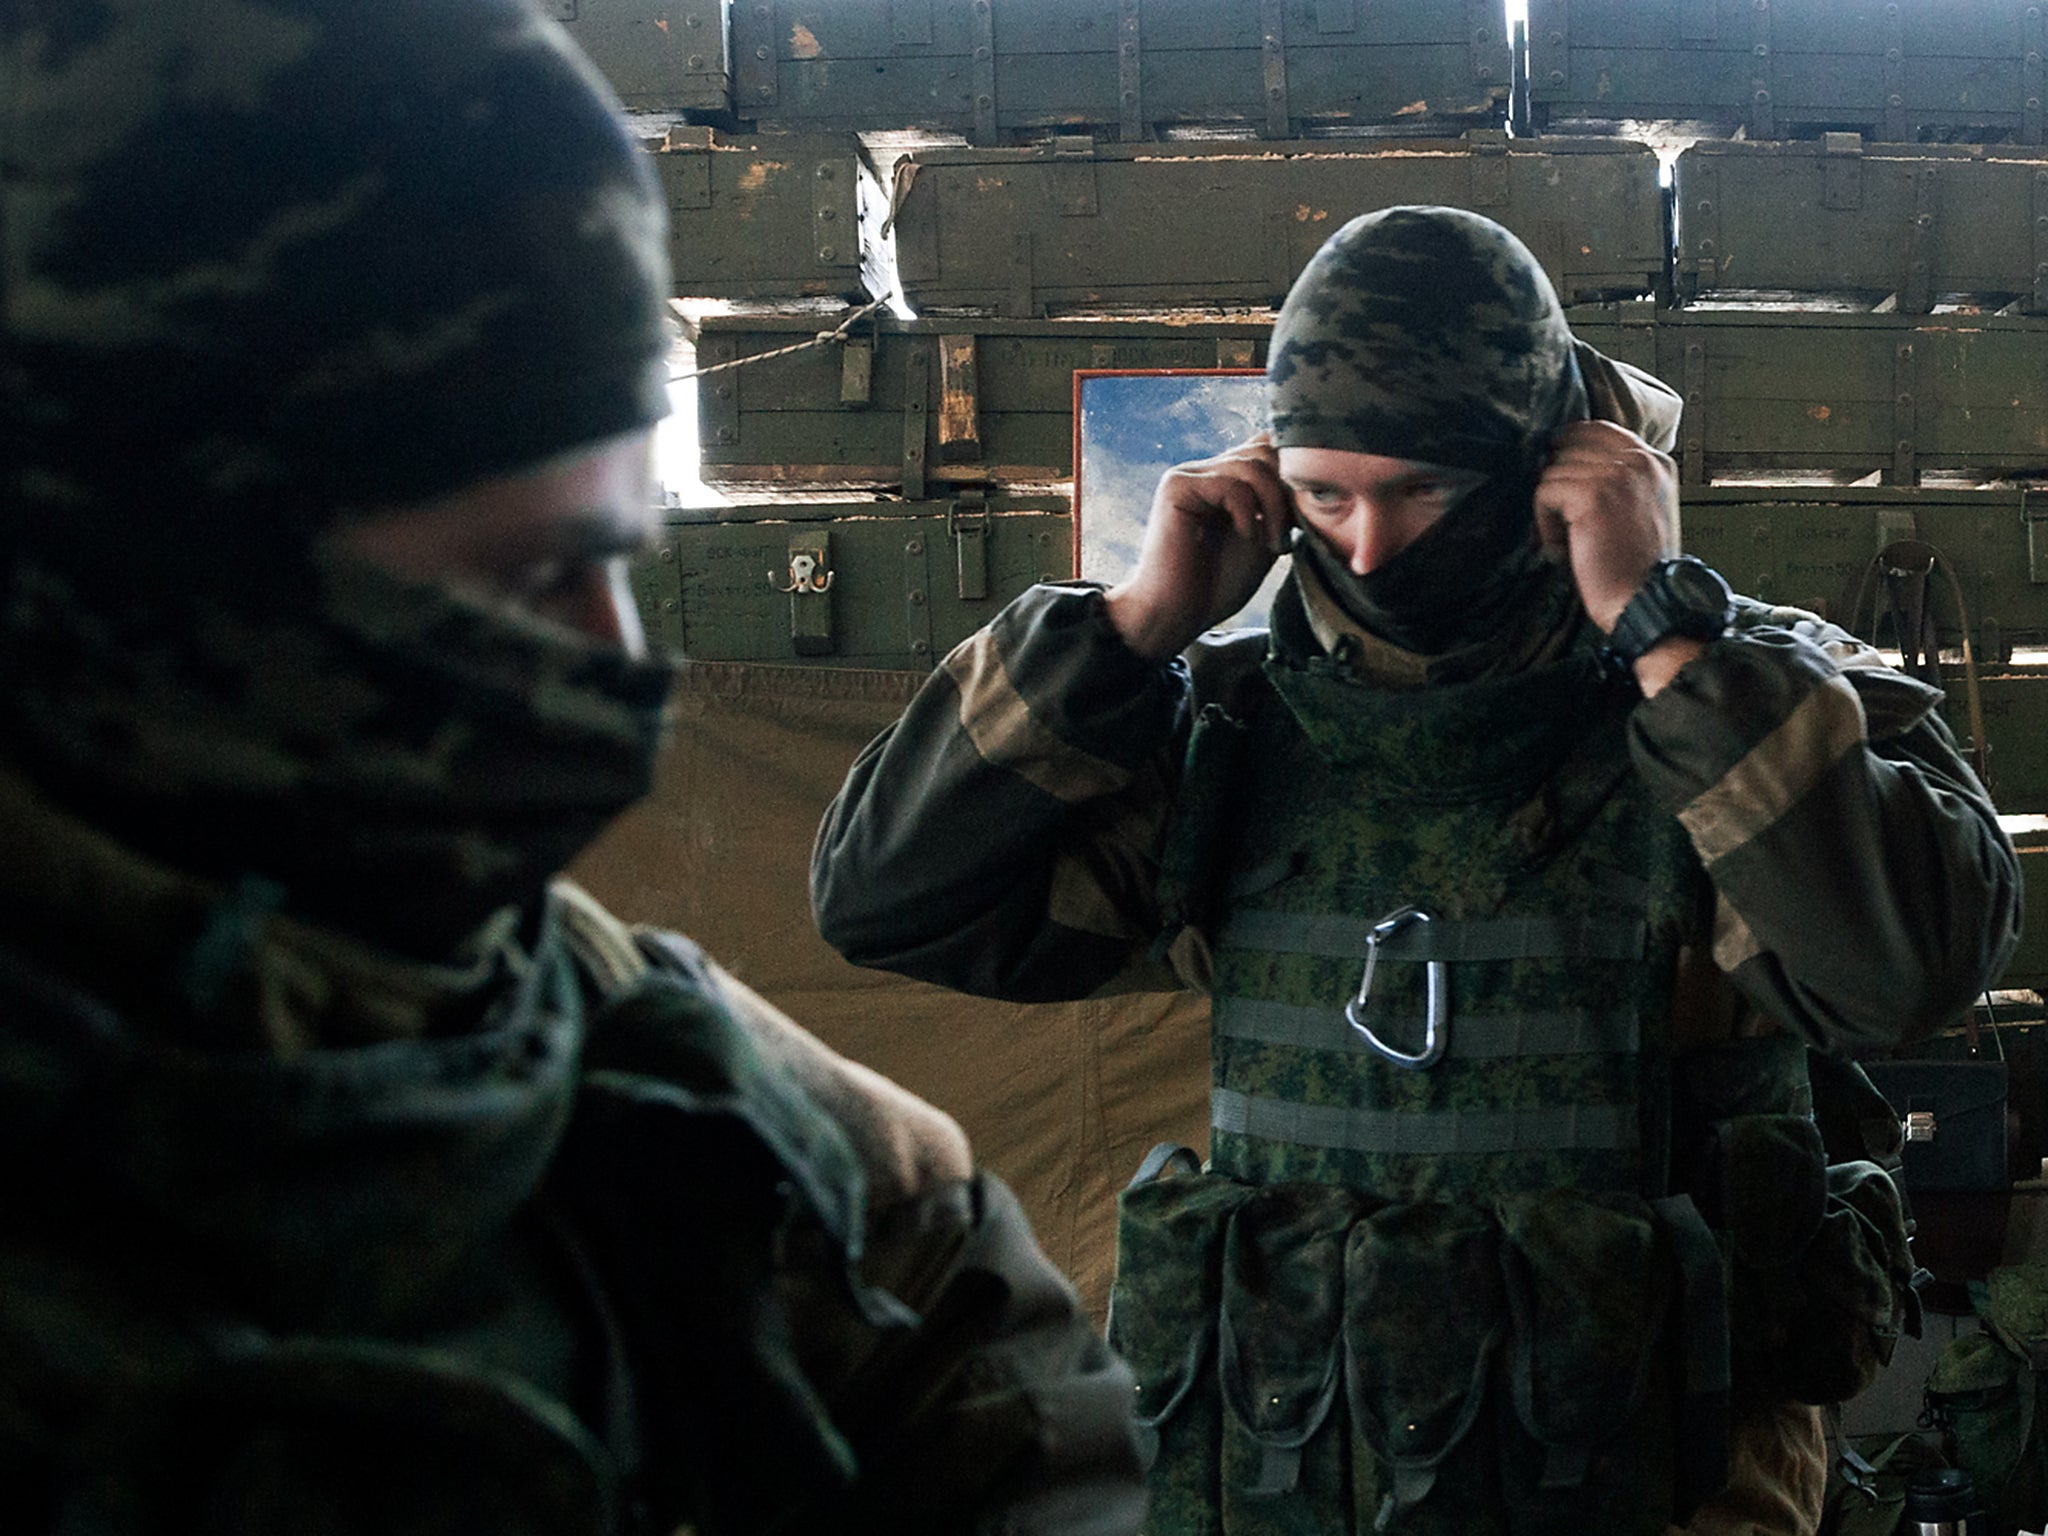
[
  {"left": 1219, "top": 910, "right": 1646, "bottom": 962},
  {"left": 1213, "top": 998, "right": 1640, "bottom": 1060},
  {"left": 1209, "top": 1090, "right": 1637, "bottom": 1156}
]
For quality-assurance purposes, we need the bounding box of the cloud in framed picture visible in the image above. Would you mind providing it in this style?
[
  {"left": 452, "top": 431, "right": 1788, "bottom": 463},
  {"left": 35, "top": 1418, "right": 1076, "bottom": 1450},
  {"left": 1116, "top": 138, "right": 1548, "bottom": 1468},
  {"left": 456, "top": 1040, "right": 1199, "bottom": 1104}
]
[{"left": 1074, "top": 369, "right": 1291, "bottom": 631}]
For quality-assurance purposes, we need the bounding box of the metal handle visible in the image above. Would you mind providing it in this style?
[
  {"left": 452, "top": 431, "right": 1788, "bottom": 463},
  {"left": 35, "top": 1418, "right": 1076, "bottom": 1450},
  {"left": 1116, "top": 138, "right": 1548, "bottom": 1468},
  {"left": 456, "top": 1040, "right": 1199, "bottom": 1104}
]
[{"left": 1344, "top": 905, "right": 1449, "bottom": 1071}]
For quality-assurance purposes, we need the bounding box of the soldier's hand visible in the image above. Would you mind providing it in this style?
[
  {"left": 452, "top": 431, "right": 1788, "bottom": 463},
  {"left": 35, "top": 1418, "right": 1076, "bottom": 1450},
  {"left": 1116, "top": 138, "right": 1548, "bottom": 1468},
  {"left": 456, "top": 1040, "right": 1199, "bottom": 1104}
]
[
  {"left": 1533, "top": 420, "right": 1680, "bottom": 633},
  {"left": 1105, "top": 434, "right": 1293, "bottom": 662}
]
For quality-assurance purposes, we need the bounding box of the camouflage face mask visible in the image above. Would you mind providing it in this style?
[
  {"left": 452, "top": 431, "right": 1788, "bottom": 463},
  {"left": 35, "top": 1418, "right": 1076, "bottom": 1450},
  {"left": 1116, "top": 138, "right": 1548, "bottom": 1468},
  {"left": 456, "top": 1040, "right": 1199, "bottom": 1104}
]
[
  {"left": 1267, "top": 207, "right": 1588, "bottom": 656},
  {"left": 0, "top": 549, "right": 674, "bottom": 959},
  {"left": 1, "top": 0, "right": 676, "bottom": 953}
]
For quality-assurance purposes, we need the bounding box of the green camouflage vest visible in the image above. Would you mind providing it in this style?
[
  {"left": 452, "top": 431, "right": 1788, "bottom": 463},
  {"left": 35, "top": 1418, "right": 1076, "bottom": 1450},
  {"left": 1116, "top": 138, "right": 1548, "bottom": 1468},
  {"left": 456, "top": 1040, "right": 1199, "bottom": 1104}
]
[
  {"left": 1202, "top": 641, "right": 1699, "bottom": 1202},
  {"left": 1112, "top": 616, "right": 1913, "bottom": 1536}
]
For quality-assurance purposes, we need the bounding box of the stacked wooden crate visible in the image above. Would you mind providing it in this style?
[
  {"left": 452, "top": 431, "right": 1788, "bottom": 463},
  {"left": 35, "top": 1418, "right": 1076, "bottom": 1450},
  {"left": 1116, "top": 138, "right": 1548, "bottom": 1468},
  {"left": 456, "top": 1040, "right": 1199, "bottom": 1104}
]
[{"left": 563, "top": 0, "right": 2048, "bottom": 979}]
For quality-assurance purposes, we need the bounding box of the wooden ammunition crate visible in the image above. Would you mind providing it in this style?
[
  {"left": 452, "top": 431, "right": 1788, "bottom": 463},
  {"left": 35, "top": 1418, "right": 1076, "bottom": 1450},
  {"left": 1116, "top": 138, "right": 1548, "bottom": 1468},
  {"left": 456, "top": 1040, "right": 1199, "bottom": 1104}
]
[
  {"left": 695, "top": 315, "right": 1272, "bottom": 491},
  {"left": 1680, "top": 486, "right": 2048, "bottom": 649},
  {"left": 1680, "top": 485, "right": 2048, "bottom": 809},
  {"left": 728, "top": 0, "right": 1509, "bottom": 142},
  {"left": 1677, "top": 137, "right": 2048, "bottom": 311},
  {"left": 557, "top": 0, "right": 729, "bottom": 114},
  {"left": 630, "top": 495, "right": 1074, "bottom": 666},
  {"left": 1570, "top": 305, "right": 2048, "bottom": 486},
  {"left": 1528, "top": 0, "right": 2048, "bottom": 143},
  {"left": 894, "top": 133, "right": 1665, "bottom": 315},
  {"left": 653, "top": 130, "right": 892, "bottom": 301}
]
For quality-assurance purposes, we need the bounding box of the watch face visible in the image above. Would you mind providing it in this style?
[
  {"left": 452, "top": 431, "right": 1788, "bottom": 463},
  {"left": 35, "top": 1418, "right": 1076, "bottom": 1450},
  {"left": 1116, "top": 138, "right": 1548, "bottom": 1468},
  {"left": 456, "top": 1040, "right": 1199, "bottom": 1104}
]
[{"left": 1665, "top": 558, "right": 1732, "bottom": 621}]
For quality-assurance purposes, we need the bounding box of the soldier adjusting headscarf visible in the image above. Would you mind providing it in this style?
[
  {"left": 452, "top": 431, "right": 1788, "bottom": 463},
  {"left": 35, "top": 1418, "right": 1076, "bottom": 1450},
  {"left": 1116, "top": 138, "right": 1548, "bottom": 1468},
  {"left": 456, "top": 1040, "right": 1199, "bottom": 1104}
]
[
  {"left": 1, "top": 0, "right": 676, "bottom": 959},
  {"left": 1266, "top": 206, "right": 1588, "bottom": 656}
]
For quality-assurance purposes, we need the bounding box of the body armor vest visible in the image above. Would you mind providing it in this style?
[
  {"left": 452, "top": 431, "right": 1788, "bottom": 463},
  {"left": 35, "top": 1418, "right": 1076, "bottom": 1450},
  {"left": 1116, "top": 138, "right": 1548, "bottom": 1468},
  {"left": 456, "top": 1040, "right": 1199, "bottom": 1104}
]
[
  {"left": 1200, "top": 641, "right": 1703, "bottom": 1205},
  {"left": 1115, "top": 612, "right": 1914, "bottom": 1536}
]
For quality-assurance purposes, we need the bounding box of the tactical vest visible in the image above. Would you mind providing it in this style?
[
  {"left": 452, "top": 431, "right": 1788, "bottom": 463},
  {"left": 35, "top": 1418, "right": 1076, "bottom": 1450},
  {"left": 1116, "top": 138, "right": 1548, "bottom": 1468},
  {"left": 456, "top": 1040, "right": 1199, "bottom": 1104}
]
[
  {"left": 1206, "top": 645, "right": 1698, "bottom": 1203},
  {"left": 1113, "top": 627, "right": 1916, "bottom": 1536}
]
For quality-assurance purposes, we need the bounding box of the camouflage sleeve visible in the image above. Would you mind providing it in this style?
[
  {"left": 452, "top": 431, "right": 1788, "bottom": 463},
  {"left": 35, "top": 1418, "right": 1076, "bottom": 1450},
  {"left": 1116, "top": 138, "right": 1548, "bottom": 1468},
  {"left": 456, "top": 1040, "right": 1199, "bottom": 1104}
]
[
  {"left": 778, "top": 1171, "right": 1148, "bottom": 1536},
  {"left": 1627, "top": 600, "right": 2021, "bottom": 1050},
  {"left": 811, "top": 583, "right": 1191, "bottom": 1002}
]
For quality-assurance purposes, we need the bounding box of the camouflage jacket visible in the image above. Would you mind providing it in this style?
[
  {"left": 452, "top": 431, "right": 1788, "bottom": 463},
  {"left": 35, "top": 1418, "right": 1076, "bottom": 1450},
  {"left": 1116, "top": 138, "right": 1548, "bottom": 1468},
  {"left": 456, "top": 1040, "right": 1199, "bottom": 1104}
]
[
  {"left": 0, "top": 786, "right": 1145, "bottom": 1536},
  {"left": 812, "top": 579, "right": 2019, "bottom": 1065}
]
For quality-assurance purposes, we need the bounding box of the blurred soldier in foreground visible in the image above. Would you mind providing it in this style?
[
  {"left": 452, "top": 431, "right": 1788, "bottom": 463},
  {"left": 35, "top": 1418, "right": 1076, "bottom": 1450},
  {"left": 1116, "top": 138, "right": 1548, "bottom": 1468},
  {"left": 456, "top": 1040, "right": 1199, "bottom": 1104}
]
[
  {"left": 814, "top": 208, "right": 2022, "bottom": 1533},
  {"left": 0, "top": 3, "right": 1143, "bottom": 1531}
]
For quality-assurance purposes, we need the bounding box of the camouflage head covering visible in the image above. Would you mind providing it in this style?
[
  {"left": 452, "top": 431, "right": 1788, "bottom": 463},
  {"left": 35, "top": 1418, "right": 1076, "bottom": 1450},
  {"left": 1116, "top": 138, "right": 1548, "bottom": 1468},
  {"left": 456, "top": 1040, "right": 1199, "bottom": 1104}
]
[
  {"left": 1267, "top": 205, "right": 1582, "bottom": 474},
  {"left": 0, "top": 0, "right": 676, "bottom": 959},
  {"left": 3, "top": 0, "right": 671, "bottom": 576},
  {"left": 1266, "top": 207, "right": 1587, "bottom": 657}
]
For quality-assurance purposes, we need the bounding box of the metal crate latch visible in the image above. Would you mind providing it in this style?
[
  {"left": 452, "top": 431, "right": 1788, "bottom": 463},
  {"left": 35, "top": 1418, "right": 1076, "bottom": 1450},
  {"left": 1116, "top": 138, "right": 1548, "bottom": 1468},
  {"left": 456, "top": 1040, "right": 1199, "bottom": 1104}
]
[
  {"left": 2025, "top": 489, "right": 2048, "bottom": 585},
  {"left": 950, "top": 492, "right": 991, "bottom": 601},
  {"left": 774, "top": 530, "right": 836, "bottom": 656}
]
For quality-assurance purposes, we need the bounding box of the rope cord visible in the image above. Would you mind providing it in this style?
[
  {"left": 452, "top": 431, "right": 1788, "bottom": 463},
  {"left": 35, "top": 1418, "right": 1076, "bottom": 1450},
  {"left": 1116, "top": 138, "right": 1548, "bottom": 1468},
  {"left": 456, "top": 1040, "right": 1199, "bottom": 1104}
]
[{"left": 670, "top": 294, "right": 892, "bottom": 383}]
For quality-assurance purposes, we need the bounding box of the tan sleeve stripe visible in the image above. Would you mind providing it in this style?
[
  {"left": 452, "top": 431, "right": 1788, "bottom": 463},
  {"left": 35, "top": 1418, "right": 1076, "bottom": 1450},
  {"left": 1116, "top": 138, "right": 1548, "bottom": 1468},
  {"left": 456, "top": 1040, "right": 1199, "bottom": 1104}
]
[
  {"left": 1678, "top": 674, "right": 1866, "bottom": 868},
  {"left": 1711, "top": 891, "right": 1764, "bottom": 973},
  {"left": 1048, "top": 849, "right": 1145, "bottom": 939},
  {"left": 943, "top": 630, "right": 1133, "bottom": 804}
]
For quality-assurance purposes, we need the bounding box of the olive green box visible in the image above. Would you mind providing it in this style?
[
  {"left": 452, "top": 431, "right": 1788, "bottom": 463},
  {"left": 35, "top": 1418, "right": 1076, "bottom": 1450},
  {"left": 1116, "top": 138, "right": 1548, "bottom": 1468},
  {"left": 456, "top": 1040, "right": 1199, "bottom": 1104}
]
[
  {"left": 652, "top": 129, "right": 892, "bottom": 302},
  {"left": 630, "top": 496, "right": 1074, "bottom": 667},
  {"left": 729, "top": 0, "right": 1508, "bottom": 142},
  {"left": 557, "top": 0, "right": 729, "bottom": 114},
  {"left": 1676, "top": 138, "right": 2048, "bottom": 312},
  {"left": 1528, "top": 0, "right": 2048, "bottom": 143},
  {"left": 1570, "top": 305, "right": 2048, "bottom": 487},
  {"left": 895, "top": 132, "right": 1665, "bottom": 316},
  {"left": 696, "top": 316, "right": 1273, "bottom": 492}
]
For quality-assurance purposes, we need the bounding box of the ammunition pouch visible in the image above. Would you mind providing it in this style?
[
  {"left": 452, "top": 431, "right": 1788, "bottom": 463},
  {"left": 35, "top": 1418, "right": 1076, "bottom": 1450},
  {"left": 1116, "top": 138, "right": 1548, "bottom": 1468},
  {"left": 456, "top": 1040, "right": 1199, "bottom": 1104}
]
[
  {"left": 1108, "top": 1164, "right": 1730, "bottom": 1535},
  {"left": 1711, "top": 1115, "right": 1918, "bottom": 1406}
]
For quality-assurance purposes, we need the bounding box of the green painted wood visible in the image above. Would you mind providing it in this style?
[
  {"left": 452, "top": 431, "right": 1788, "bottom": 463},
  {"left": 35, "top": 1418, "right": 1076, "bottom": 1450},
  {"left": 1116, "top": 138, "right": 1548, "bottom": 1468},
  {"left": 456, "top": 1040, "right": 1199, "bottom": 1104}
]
[
  {"left": 894, "top": 134, "right": 1665, "bottom": 315},
  {"left": 631, "top": 498, "right": 1075, "bottom": 666},
  {"left": 1676, "top": 139, "right": 2048, "bottom": 311},
  {"left": 694, "top": 317, "right": 1273, "bottom": 489},
  {"left": 560, "top": 0, "right": 729, "bottom": 113},
  {"left": 1528, "top": 0, "right": 2048, "bottom": 143},
  {"left": 1678, "top": 485, "right": 2048, "bottom": 813},
  {"left": 1677, "top": 486, "right": 2042, "bottom": 644},
  {"left": 727, "top": 0, "right": 1508, "bottom": 141},
  {"left": 652, "top": 130, "right": 891, "bottom": 301},
  {"left": 1569, "top": 306, "right": 2048, "bottom": 486}
]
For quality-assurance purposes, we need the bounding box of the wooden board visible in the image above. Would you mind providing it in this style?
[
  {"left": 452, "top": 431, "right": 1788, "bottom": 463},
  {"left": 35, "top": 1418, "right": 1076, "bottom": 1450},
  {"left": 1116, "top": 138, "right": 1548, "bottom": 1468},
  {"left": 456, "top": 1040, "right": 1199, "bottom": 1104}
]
[
  {"left": 1677, "top": 138, "right": 2048, "bottom": 312},
  {"left": 1570, "top": 304, "right": 2048, "bottom": 486},
  {"left": 895, "top": 133, "right": 1665, "bottom": 315},
  {"left": 630, "top": 496, "right": 1075, "bottom": 666},
  {"left": 559, "top": 0, "right": 729, "bottom": 114},
  {"left": 695, "top": 315, "right": 1273, "bottom": 490},
  {"left": 652, "top": 129, "right": 892, "bottom": 301},
  {"left": 729, "top": 0, "right": 1509, "bottom": 142},
  {"left": 1528, "top": 0, "right": 2048, "bottom": 143}
]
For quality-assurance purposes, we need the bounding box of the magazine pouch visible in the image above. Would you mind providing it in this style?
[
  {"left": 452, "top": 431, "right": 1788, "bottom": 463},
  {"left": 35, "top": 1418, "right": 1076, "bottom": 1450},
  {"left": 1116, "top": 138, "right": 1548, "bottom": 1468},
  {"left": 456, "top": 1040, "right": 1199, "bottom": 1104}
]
[
  {"left": 1497, "top": 1191, "right": 1679, "bottom": 1536},
  {"left": 1217, "top": 1182, "right": 1365, "bottom": 1536},
  {"left": 1342, "top": 1199, "right": 1506, "bottom": 1535},
  {"left": 1107, "top": 1164, "right": 1258, "bottom": 1535}
]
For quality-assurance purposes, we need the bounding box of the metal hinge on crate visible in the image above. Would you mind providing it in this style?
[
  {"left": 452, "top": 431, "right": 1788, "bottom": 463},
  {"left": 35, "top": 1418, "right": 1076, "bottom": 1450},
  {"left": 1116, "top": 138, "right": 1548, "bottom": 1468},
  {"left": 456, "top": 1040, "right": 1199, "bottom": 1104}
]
[{"left": 950, "top": 489, "right": 991, "bottom": 601}]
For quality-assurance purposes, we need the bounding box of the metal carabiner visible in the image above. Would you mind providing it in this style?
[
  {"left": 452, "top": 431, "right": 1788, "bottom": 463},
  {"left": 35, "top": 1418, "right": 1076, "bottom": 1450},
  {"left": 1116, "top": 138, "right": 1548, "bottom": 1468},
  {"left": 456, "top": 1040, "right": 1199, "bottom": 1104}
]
[{"left": 1344, "top": 905, "right": 1449, "bottom": 1071}]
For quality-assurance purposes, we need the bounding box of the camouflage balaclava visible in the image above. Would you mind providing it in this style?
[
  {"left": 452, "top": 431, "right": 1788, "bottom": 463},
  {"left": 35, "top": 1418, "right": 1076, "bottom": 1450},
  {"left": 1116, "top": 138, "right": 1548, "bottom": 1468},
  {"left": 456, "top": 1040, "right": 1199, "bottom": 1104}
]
[
  {"left": 1266, "top": 206, "right": 1588, "bottom": 657},
  {"left": 1, "top": 0, "right": 676, "bottom": 959}
]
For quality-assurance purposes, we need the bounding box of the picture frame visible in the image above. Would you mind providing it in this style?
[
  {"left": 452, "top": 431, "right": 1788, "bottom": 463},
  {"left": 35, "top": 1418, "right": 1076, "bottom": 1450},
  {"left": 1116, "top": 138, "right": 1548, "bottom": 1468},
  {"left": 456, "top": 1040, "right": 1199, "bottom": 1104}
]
[{"left": 1071, "top": 368, "right": 1287, "bottom": 630}]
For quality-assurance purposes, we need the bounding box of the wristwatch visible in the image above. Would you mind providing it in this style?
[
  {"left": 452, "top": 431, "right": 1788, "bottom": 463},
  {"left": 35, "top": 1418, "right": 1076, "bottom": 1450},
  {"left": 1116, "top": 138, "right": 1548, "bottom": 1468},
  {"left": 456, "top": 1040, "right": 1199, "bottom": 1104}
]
[{"left": 1605, "top": 556, "right": 1734, "bottom": 664}]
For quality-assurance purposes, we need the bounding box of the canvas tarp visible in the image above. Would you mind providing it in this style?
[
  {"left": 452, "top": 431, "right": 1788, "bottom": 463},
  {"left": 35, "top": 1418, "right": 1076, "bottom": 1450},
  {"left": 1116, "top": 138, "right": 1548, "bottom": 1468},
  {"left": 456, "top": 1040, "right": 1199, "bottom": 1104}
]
[{"left": 572, "top": 659, "right": 1211, "bottom": 1320}]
